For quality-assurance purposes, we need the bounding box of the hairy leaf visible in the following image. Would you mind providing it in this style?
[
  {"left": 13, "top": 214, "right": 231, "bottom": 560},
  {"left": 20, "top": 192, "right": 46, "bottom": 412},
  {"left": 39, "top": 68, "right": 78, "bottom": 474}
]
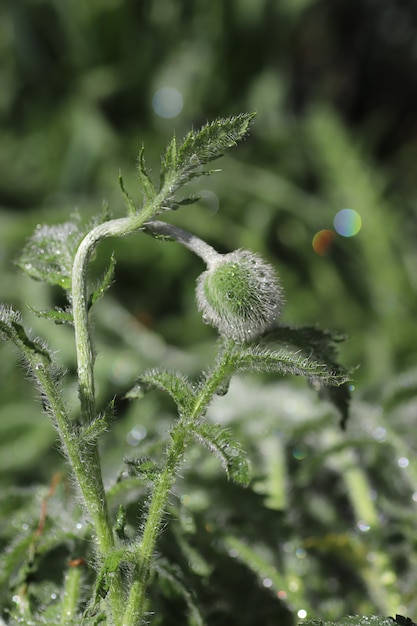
[
  {"left": 126, "top": 368, "right": 197, "bottom": 417},
  {"left": 0, "top": 305, "right": 52, "bottom": 363},
  {"left": 158, "top": 113, "right": 256, "bottom": 204},
  {"left": 15, "top": 214, "right": 91, "bottom": 290},
  {"left": 119, "top": 172, "right": 137, "bottom": 216},
  {"left": 190, "top": 421, "right": 250, "bottom": 486},
  {"left": 230, "top": 344, "right": 349, "bottom": 388},
  {"left": 89, "top": 253, "right": 116, "bottom": 309},
  {"left": 124, "top": 457, "right": 161, "bottom": 482},
  {"left": 261, "top": 325, "right": 351, "bottom": 427},
  {"left": 137, "top": 145, "right": 157, "bottom": 203}
]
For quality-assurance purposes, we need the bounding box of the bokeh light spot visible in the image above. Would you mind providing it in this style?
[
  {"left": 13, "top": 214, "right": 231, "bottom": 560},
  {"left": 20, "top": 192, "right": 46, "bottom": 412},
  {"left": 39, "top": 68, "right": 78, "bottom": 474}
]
[
  {"left": 297, "top": 609, "right": 308, "bottom": 619},
  {"left": 292, "top": 445, "right": 308, "bottom": 460},
  {"left": 398, "top": 456, "right": 409, "bottom": 468},
  {"left": 333, "top": 208, "right": 362, "bottom": 237},
  {"left": 152, "top": 87, "right": 183, "bottom": 118},
  {"left": 312, "top": 229, "right": 335, "bottom": 255}
]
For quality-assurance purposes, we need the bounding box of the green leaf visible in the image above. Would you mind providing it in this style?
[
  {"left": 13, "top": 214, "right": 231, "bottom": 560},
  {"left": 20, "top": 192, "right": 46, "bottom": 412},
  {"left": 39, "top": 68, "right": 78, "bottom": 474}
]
[
  {"left": 137, "top": 145, "right": 157, "bottom": 202},
  {"left": 119, "top": 172, "right": 137, "bottom": 216},
  {"left": 190, "top": 421, "right": 250, "bottom": 486},
  {"left": 89, "top": 253, "right": 116, "bottom": 309},
  {"left": 178, "top": 113, "right": 256, "bottom": 170},
  {"left": 0, "top": 530, "right": 34, "bottom": 591},
  {"left": 229, "top": 343, "right": 350, "bottom": 389},
  {"left": 126, "top": 368, "right": 197, "bottom": 417},
  {"left": 27, "top": 304, "right": 74, "bottom": 325},
  {"left": 0, "top": 305, "right": 52, "bottom": 364},
  {"left": 158, "top": 113, "right": 256, "bottom": 203},
  {"left": 303, "top": 618, "right": 397, "bottom": 626},
  {"left": 124, "top": 457, "right": 161, "bottom": 482},
  {"left": 261, "top": 325, "right": 351, "bottom": 427},
  {"left": 153, "top": 557, "right": 204, "bottom": 626},
  {"left": 15, "top": 214, "right": 90, "bottom": 290},
  {"left": 160, "top": 134, "right": 178, "bottom": 189}
]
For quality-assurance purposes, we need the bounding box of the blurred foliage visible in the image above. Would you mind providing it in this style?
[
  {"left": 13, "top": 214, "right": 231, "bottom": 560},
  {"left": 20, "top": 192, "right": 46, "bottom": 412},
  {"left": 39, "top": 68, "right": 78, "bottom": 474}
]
[{"left": 1, "top": 0, "right": 417, "bottom": 624}]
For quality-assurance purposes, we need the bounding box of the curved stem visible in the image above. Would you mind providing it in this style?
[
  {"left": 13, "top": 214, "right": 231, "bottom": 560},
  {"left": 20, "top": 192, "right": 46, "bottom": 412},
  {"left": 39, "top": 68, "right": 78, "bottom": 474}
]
[
  {"left": 144, "top": 220, "right": 222, "bottom": 267},
  {"left": 70, "top": 212, "right": 158, "bottom": 622}
]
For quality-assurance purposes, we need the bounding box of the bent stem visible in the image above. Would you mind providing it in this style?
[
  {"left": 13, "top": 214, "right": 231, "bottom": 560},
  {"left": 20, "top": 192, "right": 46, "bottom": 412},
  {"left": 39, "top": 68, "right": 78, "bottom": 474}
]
[
  {"left": 69, "top": 211, "right": 162, "bottom": 621},
  {"left": 122, "top": 342, "right": 236, "bottom": 624}
]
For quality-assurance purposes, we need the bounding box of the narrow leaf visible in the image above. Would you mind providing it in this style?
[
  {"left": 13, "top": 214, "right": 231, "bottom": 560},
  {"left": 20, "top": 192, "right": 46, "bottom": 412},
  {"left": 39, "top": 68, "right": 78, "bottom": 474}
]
[
  {"left": 81, "top": 415, "right": 109, "bottom": 445},
  {"left": 27, "top": 304, "right": 73, "bottom": 325},
  {"left": 89, "top": 253, "right": 116, "bottom": 309},
  {"left": 0, "top": 305, "right": 52, "bottom": 363},
  {"left": 126, "top": 368, "right": 197, "bottom": 417},
  {"left": 153, "top": 558, "right": 204, "bottom": 626},
  {"left": 137, "top": 145, "right": 157, "bottom": 202},
  {"left": 231, "top": 344, "right": 350, "bottom": 389},
  {"left": 119, "top": 172, "right": 137, "bottom": 216},
  {"left": 190, "top": 421, "right": 250, "bottom": 486},
  {"left": 303, "top": 618, "right": 398, "bottom": 626},
  {"left": 160, "top": 134, "right": 177, "bottom": 189}
]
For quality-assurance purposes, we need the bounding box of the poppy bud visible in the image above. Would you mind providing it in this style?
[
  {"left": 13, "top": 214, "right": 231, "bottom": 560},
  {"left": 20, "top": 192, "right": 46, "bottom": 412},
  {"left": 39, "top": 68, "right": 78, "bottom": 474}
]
[{"left": 196, "top": 250, "right": 284, "bottom": 342}]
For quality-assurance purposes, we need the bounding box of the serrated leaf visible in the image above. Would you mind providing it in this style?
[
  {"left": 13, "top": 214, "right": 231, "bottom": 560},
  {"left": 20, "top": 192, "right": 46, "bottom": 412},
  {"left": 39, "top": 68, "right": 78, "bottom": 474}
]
[
  {"left": 157, "top": 113, "right": 255, "bottom": 205},
  {"left": 178, "top": 113, "right": 256, "bottom": 170},
  {"left": 230, "top": 344, "right": 349, "bottom": 389},
  {"left": 0, "top": 305, "right": 52, "bottom": 363},
  {"left": 89, "top": 253, "right": 116, "bottom": 309},
  {"left": 126, "top": 368, "right": 197, "bottom": 417},
  {"left": 261, "top": 325, "right": 351, "bottom": 427},
  {"left": 81, "top": 398, "right": 115, "bottom": 444},
  {"left": 124, "top": 457, "right": 161, "bottom": 482},
  {"left": 27, "top": 305, "right": 73, "bottom": 325},
  {"left": 160, "top": 134, "right": 177, "bottom": 189},
  {"left": 119, "top": 172, "right": 137, "bottom": 216},
  {"left": 81, "top": 415, "right": 108, "bottom": 445},
  {"left": 190, "top": 421, "right": 250, "bottom": 486},
  {"left": 15, "top": 214, "right": 90, "bottom": 290},
  {"left": 137, "top": 145, "right": 157, "bottom": 202}
]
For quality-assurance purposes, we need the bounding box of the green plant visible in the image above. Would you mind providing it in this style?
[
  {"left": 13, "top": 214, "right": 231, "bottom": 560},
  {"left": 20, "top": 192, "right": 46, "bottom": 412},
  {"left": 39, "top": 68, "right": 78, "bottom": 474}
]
[{"left": 0, "top": 114, "right": 353, "bottom": 625}]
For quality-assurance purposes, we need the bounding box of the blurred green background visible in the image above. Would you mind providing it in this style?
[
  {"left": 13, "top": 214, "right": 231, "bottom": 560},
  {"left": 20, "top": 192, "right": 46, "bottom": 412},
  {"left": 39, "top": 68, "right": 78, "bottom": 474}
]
[{"left": 1, "top": 0, "right": 417, "bottom": 623}]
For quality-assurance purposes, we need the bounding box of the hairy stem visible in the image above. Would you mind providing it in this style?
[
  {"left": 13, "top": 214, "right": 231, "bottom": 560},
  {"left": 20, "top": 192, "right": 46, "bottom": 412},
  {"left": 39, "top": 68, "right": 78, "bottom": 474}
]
[
  {"left": 28, "top": 360, "right": 125, "bottom": 621},
  {"left": 70, "top": 208, "right": 170, "bottom": 621},
  {"left": 144, "top": 220, "right": 221, "bottom": 266},
  {"left": 123, "top": 342, "right": 235, "bottom": 624}
]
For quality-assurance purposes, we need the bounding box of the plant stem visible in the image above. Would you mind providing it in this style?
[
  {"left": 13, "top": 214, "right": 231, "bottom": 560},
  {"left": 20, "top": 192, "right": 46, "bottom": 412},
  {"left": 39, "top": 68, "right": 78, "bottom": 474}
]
[
  {"left": 122, "top": 342, "right": 235, "bottom": 625},
  {"left": 31, "top": 360, "right": 125, "bottom": 621},
  {"left": 69, "top": 209, "right": 168, "bottom": 621},
  {"left": 60, "top": 562, "right": 84, "bottom": 624},
  {"left": 144, "top": 220, "right": 221, "bottom": 266}
]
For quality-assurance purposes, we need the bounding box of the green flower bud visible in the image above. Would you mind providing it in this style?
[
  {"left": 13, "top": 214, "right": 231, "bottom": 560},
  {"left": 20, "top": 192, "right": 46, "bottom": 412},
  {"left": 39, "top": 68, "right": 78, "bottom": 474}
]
[{"left": 196, "top": 250, "right": 284, "bottom": 342}]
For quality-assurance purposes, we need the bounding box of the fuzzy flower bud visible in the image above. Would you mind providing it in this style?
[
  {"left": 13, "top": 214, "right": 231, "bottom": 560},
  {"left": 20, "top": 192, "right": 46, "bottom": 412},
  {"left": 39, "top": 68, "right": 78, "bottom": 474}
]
[{"left": 196, "top": 250, "right": 284, "bottom": 343}]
